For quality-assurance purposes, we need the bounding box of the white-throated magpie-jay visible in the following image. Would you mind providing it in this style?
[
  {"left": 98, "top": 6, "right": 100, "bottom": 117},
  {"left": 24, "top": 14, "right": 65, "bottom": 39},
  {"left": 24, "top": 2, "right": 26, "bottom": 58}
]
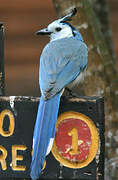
[{"left": 30, "top": 8, "right": 88, "bottom": 180}]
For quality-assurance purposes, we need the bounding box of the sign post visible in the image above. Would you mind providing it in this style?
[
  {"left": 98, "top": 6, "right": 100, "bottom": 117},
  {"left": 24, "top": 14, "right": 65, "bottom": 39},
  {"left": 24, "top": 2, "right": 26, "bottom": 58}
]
[{"left": 0, "top": 23, "right": 5, "bottom": 96}]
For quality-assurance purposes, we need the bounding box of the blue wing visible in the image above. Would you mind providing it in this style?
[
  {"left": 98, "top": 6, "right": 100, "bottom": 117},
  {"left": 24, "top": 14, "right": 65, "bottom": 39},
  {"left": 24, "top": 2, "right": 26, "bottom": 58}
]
[
  {"left": 30, "top": 37, "right": 88, "bottom": 180},
  {"left": 39, "top": 37, "right": 88, "bottom": 99}
]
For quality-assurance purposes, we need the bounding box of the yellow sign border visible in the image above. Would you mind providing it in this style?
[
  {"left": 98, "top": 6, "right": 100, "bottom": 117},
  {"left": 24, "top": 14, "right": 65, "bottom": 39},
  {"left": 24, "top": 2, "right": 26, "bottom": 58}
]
[{"left": 52, "top": 111, "right": 99, "bottom": 168}]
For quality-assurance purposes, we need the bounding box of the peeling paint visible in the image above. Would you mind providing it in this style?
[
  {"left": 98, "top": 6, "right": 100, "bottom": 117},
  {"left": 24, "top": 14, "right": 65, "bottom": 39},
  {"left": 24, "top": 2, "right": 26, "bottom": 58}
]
[
  {"left": 96, "top": 123, "right": 99, "bottom": 127},
  {"left": 78, "top": 140, "right": 83, "bottom": 146},
  {"left": 59, "top": 163, "right": 63, "bottom": 179},
  {"left": 96, "top": 139, "right": 101, "bottom": 180},
  {"left": 0, "top": 96, "right": 40, "bottom": 102},
  {"left": 69, "top": 98, "right": 86, "bottom": 102},
  {"left": 73, "top": 169, "right": 78, "bottom": 179},
  {"left": 10, "top": 162, "right": 12, "bottom": 167},
  {"left": 10, "top": 96, "right": 16, "bottom": 109},
  {"left": 65, "top": 144, "right": 71, "bottom": 153},
  {"left": 84, "top": 172, "right": 92, "bottom": 176},
  {"left": 96, "top": 138, "right": 101, "bottom": 164},
  {"left": 69, "top": 96, "right": 101, "bottom": 103}
]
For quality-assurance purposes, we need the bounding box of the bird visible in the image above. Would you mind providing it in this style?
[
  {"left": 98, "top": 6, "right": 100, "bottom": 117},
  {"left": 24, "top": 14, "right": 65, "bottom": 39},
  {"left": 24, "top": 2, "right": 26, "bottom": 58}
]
[{"left": 30, "top": 8, "right": 88, "bottom": 180}]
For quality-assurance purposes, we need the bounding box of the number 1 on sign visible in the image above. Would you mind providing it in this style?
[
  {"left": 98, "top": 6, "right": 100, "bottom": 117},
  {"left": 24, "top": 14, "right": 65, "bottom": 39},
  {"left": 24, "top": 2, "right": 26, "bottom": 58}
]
[{"left": 68, "top": 127, "right": 82, "bottom": 155}]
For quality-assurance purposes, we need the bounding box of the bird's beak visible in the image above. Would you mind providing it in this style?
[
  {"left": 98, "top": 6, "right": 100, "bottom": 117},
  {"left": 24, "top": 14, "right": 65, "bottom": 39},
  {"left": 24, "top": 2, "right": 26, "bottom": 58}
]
[{"left": 35, "top": 28, "right": 52, "bottom": 35}]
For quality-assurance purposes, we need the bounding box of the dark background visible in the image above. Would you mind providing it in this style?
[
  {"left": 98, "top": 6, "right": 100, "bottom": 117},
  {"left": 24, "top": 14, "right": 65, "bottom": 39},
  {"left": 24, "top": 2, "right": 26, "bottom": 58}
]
[{"left": 0, "top": 0, "right": 117, "bottom": 96}]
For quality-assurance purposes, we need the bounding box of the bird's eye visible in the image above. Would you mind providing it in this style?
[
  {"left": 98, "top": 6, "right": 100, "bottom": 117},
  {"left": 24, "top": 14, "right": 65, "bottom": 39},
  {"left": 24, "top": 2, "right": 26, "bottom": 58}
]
[{"left": 55, "top": 27, "right": 62, "bottom": 32}]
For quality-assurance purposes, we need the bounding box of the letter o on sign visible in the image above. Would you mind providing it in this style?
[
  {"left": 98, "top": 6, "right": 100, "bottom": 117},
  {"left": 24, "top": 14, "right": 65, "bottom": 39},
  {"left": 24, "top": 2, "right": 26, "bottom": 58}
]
[
  {"left": 52, "top": 111, "right": 99, "bottom": 168},
  {"left": 0, "top": 110, "right": 15, "bottom": 137}
]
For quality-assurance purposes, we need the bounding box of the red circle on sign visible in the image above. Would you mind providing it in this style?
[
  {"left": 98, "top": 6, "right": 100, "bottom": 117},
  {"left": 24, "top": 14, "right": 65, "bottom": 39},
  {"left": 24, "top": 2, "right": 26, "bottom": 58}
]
[{"left": 55, "top": 118, "right": 92, "bottom": 162}]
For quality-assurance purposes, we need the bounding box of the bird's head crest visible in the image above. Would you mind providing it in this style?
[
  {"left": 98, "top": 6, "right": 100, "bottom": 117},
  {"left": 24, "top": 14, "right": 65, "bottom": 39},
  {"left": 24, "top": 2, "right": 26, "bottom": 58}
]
[
  {"left": 35, "top": 8, "right": 78, "bottom": 41},
  {"left": 59, "top": 8, "right": 77, "bottom": 23}
]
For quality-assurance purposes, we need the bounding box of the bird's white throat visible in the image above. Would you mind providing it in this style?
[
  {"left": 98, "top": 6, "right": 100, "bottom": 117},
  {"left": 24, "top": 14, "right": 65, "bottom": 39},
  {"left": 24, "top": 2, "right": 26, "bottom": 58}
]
[{"left": 50, "top": 26, "right": 73, "bottom": 42}]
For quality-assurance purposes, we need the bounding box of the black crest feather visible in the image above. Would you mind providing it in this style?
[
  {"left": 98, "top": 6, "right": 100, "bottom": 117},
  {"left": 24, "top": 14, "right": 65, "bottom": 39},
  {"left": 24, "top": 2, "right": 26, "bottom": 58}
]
[{"left": 60, "top": 8, "right": 77, "bottom": 23}]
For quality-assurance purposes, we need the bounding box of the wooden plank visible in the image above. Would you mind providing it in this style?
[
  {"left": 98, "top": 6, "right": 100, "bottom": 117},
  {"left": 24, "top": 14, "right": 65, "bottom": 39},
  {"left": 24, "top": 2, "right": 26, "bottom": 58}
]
[
  {"left": 0, "top": 96, "right": 104, "bottom": 179},
  {"left": 0, "top": 23, "right": 5, "bottom": 96}
]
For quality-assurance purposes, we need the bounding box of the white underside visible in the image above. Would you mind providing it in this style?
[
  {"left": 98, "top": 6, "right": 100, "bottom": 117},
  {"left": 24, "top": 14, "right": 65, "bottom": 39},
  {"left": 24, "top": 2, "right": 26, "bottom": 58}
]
[
  {"left": 33, "top": 138, "right": 54, "bottom": 156},
  {"left": 67, "top": 72, "right": 85, "bottom": 89},
  {"left": 46, "top": 138, "right": 54, "bottom": 155}
]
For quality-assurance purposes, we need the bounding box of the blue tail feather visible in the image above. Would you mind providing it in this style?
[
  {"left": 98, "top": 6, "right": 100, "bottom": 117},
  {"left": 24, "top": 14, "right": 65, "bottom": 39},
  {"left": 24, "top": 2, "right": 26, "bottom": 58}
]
[{"left": 30, "top": 93, "right": 60, "bottom": 180}]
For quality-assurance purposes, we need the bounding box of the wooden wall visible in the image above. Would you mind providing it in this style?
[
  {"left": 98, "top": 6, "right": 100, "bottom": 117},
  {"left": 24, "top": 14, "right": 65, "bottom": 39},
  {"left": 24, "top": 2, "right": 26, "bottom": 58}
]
[
  {"left": 0, "top": 0, "right": 57, "bottom": 96},
  {"left": 0, "top": 0, "right": 117, "bottom": 96}
]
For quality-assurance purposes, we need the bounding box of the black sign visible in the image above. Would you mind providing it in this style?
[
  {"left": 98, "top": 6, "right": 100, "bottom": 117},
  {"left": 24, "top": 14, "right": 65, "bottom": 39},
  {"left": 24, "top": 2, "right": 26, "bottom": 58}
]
[{"left": 0, "top": 96, "right": 104, "bottom": 180}]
